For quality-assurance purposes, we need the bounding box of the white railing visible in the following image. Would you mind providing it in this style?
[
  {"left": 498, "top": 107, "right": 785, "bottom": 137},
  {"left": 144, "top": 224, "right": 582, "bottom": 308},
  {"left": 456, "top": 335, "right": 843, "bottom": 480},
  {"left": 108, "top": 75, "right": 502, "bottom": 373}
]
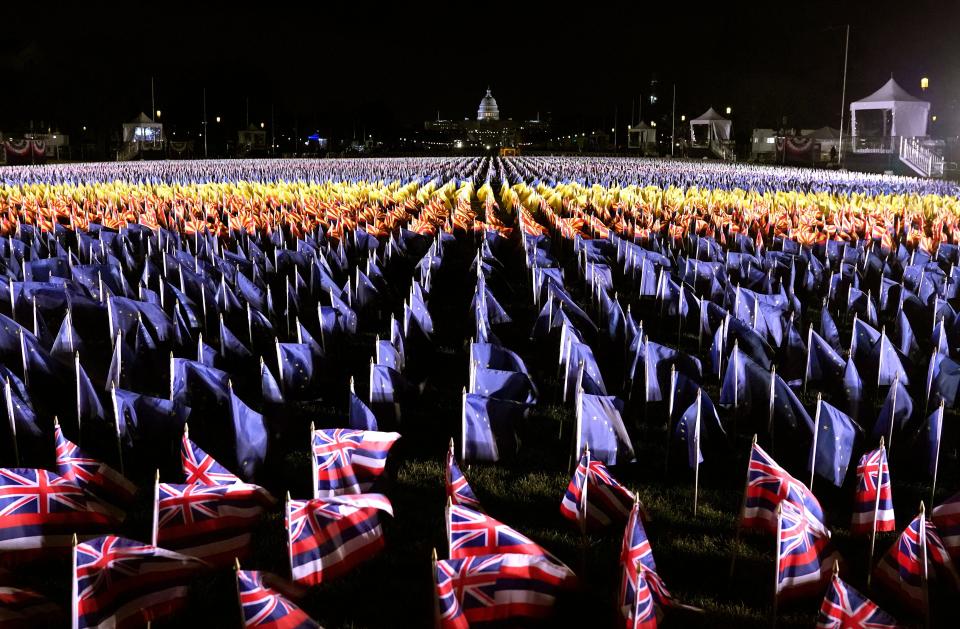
[
  {"left": 709, "top": 138, "right": 735, "bottom": 161},
  {"left": 899, "top": 136, "right": 944, "bottom": 178}
]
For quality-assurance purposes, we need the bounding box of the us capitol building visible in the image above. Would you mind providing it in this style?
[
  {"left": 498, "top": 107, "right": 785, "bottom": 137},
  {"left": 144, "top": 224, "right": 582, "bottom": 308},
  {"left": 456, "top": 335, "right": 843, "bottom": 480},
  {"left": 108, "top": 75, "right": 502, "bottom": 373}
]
[{"left": 422, "top": 88, "right": 550, "bottom": 149}]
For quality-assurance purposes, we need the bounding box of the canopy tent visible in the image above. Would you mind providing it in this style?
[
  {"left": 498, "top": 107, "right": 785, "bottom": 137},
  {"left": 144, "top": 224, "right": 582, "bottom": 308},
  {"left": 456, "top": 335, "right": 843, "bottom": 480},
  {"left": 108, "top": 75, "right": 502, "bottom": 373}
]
[
  {"left": 690, "top": 108, "right": 731, "bottom": 145},
  {"left": 627, "top": 122, "right": 656, "bottom": 152},
  {"left": 122, "top": 112, "right": 164, "bottom": 146},
  {"left": 849, "top": 78, "right": 929, "bottom": 139}
]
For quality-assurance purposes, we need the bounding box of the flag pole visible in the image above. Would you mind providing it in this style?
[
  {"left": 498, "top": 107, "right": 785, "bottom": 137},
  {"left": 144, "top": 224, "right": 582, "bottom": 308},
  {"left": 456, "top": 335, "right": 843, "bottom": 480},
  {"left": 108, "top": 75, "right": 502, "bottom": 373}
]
[
  {"left": 110, "top": 384, "right": 124, "bottom": 476},
  {"left": 931, "top": 400, "right": 944, "bottom": 507},
  {"left": 4, "top": 377, "right": 18, "bottom": 466},
  {"left": 886, "top": 372, "right": 898, "bottom": 455},
  {"left": 920, "top": 501, "right": 931, "bottom": 629},
  {"left": 809, "top": 393, "right": 822, "bottom": 490},
  {"left": 309, "top": 421, "right": 317, "bottom": 499},
  {"left": 572, "top": 369, "right": 584, "bottom": 474},
  {"left": 74, "top": 351, "right": 82, "bottom": 444},
  {"left": 285, "top": 492, "right": 294, "bottom": 580},
  {"left": 233, "top": 558, "right": 244, "bottom": 627},
  {"left": 151, "top": 468, "right": 160, "bottom": 546},
  {"left": 867, "top": 436, "right": 885, "bottom": 587},
  {"left": 767, "top": 364, "right": 777, "bottom": 454},
  {"left": 803, "top": 324, "right": 813, "bottom": 395},
  {"left": 772, "top": 502, "right": 783, "bottom": 628},
  {"left": 693, "top": 388, "right": 701, "bottom": 516},
  {"left": 431, "top": 548, "right": 441, "bottom": 629},
  {"left": 664, "top": 364, "right": 677, "bottom": 475},
  {"left": 168, "top": 351, "right": 175, "bottom": 401},
  {"left": 729, "top": 434, "right": 757, "bottom": 581},
  {"left": 71, "top": 533, "right": 79, "bottom": 629},
  {"left": 460, "top": 387, "right": 467, "bottom": 463}
]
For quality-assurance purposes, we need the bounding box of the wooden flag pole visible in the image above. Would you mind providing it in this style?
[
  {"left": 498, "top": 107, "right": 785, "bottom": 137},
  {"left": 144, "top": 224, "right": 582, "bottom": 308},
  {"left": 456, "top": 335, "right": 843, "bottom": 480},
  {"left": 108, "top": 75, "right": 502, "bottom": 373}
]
[
  {"left": 729, "top": 434, "right": 757, "bottom": 581},
  {"left": 931, "top": 400, "right": 944, "bottom": 507},
  {"left": 886, "top": 372, "right": 898, "bottom": 456},
  {"left": 4, "top": 377, "right": 19, "bottom": 466},
  {"left": 74, "top": 352, "right": 83, "bottom": 444},
  {"left": 809, "top": 393, "right": 822, "bottom": 491},
  {"left": 767, "top": 364, "right": 777, "bottom": 455},
  {"left": 867, "top": 436, "right": 885, "bottom": 587},
  {"left": 920, "top": 501, "right": 931, "bottom": 629},
  {"left": 168, "top": 351, "right": 175, "bottom": 401},
  {"left": 693, "top": 388, "right": 702, "bottom": 517},
  {"left": 19, "top": 329, "right": 29, "bottom": 390},
  {"left": 772, "top": 502, "right": 783, "bottom": 628},
  {"left": 803, "top": 323, "right": 813, "bottom": 395},
  {"left": 110, "top": 384, "right": 124, "bottom": 476},
  {"left": 308, "top": 421, "right": 318, "bottom": 499},
  {"left": 151, "top": 469, "right": 160, "bottom": 546},
  {"left": 284, "top": 491, "right": 296, "bottom": 580}
]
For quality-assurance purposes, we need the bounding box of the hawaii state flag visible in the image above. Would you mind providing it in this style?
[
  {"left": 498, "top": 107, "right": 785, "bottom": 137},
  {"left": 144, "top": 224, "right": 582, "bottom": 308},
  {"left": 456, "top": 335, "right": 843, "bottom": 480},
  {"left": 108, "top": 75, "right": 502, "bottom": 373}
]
[
  {"left": 287, "top": 493, "right": 393, "bottom": 586},
  {"left": 181, "top": 431, "right": 275, "bottom": 505},
  {"left": 776, "top": 500, "right": 838, "bottom": 598},
  {"left": 874, "top": 508, "right": 960, "bottom": 612},
  {"left": 73, "top": 535, "right": 207, "bottom": 628},
  {"left": 154, "top": 482, "right": 267, "bottom": 565},
  {"left": 850, "top": 445, "right": 895, "bottom": 535},
  {"left": 816, "top": 572, "right": 900, "bottom": 628},
  {"left": 445, "top": 442, "right": 482, "bottom": 511},
  {"left": 434, "top": 552, "right": 575, "bottom": 628},
  {"left": 447, "top": 504, "right": 555, "bottom": 560},
  {"left": 55, "top": 423, "right": 136, "bottom": 508},
  {"left": 932, "top": 491, "right": 960, "bottom": 562},
  {"left": 560, "top": 448, "right": 637, "bottom": 531},
  {"left": 311, "top": 428, "right": 400, "bottom": 497},
  {"left": 0, "top": 468, "right": 118, "bottom": 552},
  {"left": 236, "top": 569, "right": 318, "bottom": 628},
  {"left": 742, "top": 442, "right": 827, "bottom": 536}
]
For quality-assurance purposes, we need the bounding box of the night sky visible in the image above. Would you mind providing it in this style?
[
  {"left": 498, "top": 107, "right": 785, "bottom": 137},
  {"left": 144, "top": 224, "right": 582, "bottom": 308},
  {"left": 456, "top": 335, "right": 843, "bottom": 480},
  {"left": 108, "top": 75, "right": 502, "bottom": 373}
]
[{"left": 2, "top": 1, "right": 958, "bottom": 140}]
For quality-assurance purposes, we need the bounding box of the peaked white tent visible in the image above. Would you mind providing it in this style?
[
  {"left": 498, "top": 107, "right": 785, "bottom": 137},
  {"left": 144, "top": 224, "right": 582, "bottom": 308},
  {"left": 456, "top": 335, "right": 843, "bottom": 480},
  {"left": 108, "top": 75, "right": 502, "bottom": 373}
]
[
  {"left": 122, "top": 112, "right": 163, "bottom": 145},
  {"left": 849, "top": 78, "right": 929, "bottom": 139},
  {"left": 690, "top": 107, "right": 731, "bottom": 144}
]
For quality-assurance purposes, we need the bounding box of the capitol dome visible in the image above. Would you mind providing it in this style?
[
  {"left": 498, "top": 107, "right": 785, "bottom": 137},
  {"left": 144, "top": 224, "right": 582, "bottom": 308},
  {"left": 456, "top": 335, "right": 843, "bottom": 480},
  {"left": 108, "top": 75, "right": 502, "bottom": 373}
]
[{"left": 477, "top": 88, "right": 500, "bottom": 121}]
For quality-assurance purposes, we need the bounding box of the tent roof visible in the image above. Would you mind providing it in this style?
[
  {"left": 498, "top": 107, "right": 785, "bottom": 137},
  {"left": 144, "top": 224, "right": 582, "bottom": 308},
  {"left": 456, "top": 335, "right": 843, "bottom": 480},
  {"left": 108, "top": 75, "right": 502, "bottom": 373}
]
[
  {"left": 804, "top": 126, "right": 842, "bottom": 140},
  {"left": 853, "top": 78, "right": 925, "bottom": 104},
  {"left": 128, "top": 112, "right": 157, "bottom": 125},
  {"left": 692, "top": 107, "right": 728, "bottom": 122},
  {"left": 629, "top": 122, "right": 653, "bottom": 130}
]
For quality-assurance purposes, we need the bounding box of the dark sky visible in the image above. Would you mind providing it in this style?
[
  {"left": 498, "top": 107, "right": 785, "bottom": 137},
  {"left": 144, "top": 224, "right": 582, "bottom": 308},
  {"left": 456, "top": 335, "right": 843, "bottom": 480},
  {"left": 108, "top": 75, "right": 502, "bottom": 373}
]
[{"left": 2, "top": 1, "right": 958, "bottom": 139}]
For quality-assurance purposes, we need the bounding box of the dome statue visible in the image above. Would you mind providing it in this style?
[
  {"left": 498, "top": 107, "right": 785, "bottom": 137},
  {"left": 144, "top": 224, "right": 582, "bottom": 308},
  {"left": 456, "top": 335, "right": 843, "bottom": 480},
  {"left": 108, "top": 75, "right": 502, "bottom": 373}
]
[{"left": 477, "top": 88, "right": 500, "bottom": 121}]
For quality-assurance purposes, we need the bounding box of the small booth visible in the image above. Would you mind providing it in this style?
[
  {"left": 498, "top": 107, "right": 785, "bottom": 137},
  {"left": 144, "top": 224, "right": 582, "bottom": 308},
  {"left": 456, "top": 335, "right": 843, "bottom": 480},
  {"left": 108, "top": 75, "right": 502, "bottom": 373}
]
[
  {"left": 627, "top": 122, "right": 657, "bottom": 154},
  {"left": 849, "top": 78, "right": 929, "bottom": 153}
]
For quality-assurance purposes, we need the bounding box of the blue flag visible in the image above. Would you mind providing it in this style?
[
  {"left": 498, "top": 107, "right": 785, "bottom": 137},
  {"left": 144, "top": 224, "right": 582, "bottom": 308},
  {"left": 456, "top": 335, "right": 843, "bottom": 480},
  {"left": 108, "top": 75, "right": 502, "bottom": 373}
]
[
  {"left": 260, "top": 358, "right": 284, "bottom": 405},
  {"left": 812, "top": 400, "right": 860, "bottom": 487},
  {"left": 873, "top": 378, "right": 913, "bottom": 442},
  {"left": 578, "top": 393, "right": 634, "bottom": 466},
  {"left": 349, "top": 388, "right": 378, "bottom": 431},
  {"left": 229, "top": 387, "right": 267, "bottom": 481},
  {"left": 472, "top": 366, "right": 536, "bottom": 405},
  {"left": 276, "top": 342, "right": 315, "bottom": 397},
  {"left": 462, "top": 393, "right": 524, "bottom": 462}
]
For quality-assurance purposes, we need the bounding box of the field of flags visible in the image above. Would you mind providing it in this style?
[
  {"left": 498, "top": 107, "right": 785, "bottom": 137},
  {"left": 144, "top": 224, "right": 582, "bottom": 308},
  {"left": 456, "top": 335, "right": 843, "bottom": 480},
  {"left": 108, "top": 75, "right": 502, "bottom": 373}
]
[{"left": 0, "top": 155, "right": 958, "bottom": 626}]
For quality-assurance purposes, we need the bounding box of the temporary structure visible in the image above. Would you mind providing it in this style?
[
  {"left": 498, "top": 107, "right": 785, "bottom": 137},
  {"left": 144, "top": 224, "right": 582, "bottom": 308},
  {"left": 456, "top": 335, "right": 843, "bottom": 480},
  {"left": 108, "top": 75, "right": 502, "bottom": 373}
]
[
  {"left": 122, "top": 113, "right": 164, "bottom": 146},
  {"left": 690, "top": 108, "right": 731, "bottom": 145},
  {"left": 849, "top": 78, "right": 929, "bottom": 139}
]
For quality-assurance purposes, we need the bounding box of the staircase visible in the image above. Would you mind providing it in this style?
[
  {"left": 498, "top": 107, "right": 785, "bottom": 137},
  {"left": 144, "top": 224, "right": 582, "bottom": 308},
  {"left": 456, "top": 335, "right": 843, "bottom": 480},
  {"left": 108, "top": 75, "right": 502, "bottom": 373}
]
[{"left": 898, "top": 136, "right": 944, "bottom": 178}]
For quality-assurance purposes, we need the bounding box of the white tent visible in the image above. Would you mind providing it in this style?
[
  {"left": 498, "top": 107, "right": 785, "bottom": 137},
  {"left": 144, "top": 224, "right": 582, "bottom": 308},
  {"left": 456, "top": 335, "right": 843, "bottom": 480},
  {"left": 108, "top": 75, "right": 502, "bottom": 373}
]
[
  {"left": 690, "top": 107, "right": 731, "bottom": 144},
  {"left": 849, "top": 78, "right": 929, "bottom": 139},
  {"left": 122, "top": 112, "right": 164, "bottom": 146},
  {"left": 627, "top": 122, "right": 656, "bottom": 151}
]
